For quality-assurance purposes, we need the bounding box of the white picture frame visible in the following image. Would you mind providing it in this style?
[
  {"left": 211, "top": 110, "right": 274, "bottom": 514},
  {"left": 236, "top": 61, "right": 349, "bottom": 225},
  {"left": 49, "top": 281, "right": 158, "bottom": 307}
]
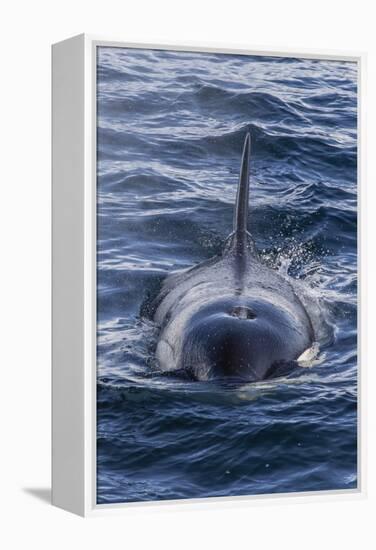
[{"left": 52, "top": 34, "right": 366, "bottom": 517}]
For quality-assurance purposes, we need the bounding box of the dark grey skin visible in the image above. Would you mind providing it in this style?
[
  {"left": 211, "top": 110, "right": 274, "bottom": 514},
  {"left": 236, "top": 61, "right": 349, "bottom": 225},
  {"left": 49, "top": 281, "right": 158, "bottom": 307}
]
[{"left": 152, "top": 133, "right": 315, "bottom": 382}]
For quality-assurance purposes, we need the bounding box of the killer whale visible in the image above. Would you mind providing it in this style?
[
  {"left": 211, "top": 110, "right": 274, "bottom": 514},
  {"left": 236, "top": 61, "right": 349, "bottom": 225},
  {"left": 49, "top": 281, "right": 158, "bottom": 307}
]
[{"left": 151, "top": 133, "right": 315, "bottom": 382}]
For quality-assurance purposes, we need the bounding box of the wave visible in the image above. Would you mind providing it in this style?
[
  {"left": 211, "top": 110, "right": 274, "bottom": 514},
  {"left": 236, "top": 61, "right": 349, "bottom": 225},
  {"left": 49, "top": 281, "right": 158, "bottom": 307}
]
[{"left": 98, "top": 119, "right": 356, "bottom": 176}]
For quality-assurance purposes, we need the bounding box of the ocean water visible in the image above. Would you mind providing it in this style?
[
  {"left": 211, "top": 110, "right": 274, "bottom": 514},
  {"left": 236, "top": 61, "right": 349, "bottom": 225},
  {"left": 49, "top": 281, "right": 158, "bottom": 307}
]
[{"left": 96, "top": 47, "right": 358, "bottom": 504}]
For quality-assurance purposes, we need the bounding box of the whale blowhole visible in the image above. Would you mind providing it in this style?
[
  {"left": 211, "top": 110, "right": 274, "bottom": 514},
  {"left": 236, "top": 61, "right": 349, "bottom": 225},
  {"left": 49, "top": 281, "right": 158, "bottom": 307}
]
[{"left": 229, "top": 306, "right": 256, "bottom": 320}]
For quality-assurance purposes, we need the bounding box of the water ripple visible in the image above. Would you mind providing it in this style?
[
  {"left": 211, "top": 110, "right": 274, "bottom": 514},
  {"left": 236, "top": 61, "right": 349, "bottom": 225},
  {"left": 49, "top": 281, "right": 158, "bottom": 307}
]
[{"left": 96, "top": 47, "right": 357, "bottom": 504}]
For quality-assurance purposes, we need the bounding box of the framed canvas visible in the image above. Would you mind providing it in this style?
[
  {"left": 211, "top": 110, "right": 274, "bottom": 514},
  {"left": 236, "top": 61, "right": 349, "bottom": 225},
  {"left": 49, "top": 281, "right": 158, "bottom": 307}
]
[{"left": 52, "top": 34, "right": 365, "bottom": 516}]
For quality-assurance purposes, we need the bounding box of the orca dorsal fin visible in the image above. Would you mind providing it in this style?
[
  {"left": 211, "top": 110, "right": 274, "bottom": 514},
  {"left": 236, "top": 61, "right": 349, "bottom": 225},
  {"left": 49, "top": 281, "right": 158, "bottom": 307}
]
[
  {"left": 223, "top": 132, "right": 257, "bottom": 257},
  {"left": 233, "top": 132, "right": 251, "bottom": 236}
]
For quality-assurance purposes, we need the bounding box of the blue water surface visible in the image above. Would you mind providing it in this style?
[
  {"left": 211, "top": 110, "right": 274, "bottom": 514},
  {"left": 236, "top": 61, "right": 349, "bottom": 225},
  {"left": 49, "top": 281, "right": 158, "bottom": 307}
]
[{"left": 96, "top": 47, "right": 357, "bottom": 504}]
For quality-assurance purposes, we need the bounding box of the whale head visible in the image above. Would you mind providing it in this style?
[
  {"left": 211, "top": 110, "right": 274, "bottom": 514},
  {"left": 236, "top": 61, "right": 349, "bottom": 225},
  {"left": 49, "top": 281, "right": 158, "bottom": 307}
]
[{"left": 179, "top": 296, "right": 310, "bottom": 381}]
